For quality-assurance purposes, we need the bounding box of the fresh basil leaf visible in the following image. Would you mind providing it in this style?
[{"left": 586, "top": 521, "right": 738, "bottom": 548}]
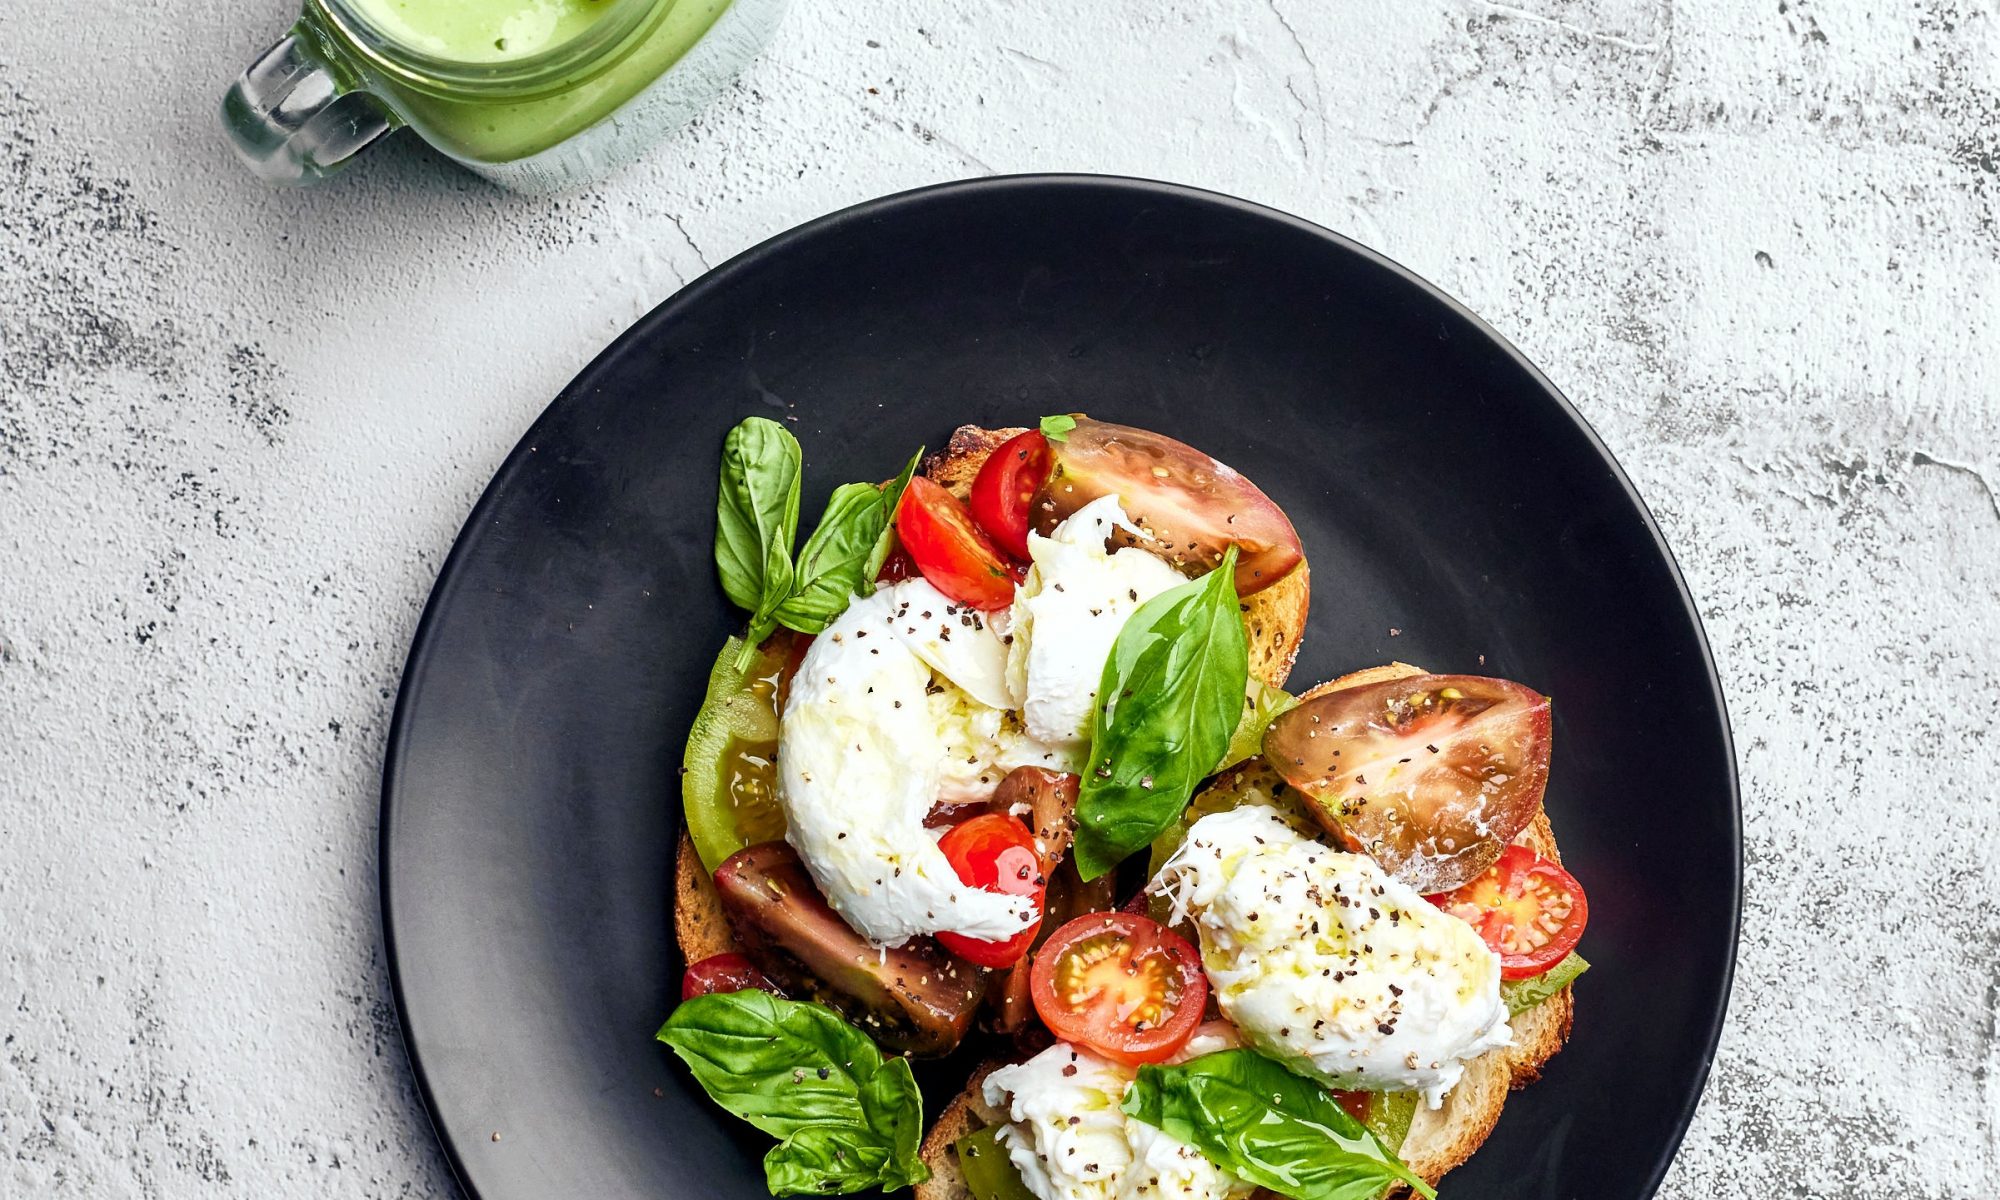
[
  {"left": 657, "top": 990, "right": 929, "bottom": 1194},
  {"left": 954, "top": 1125, "right": 1040, "bottom": 1200},
  {"left": 775, "top": 483, "right": 888, "bottom": 634},
  {"left": 1073, "top": 546, "right": 1248, "bottom": 880},
  {"left": 1123, "top": 1050, "right": 1434, "bottom": 1200},
  {"left": 862, "top": 446, "right": 924, "bottom": 585},
  {"left": 1221, "top": 678, "right": 1297, "bottom": 770},
  {"left": 1039, "top": 413, "right": 1077, "bottom": 443},
  {"left": 765, "top": 1125, "right": 923, "bottom": 1195},
  {"left": 1501, "top": 951, "right": 1588, "bottom": 1017},
  {"left": 715, "top": 417, "right": 803, "bottom": 650}
]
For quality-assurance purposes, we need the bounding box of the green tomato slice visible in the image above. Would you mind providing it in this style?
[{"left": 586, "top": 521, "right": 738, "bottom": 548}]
[
  {"left": 684, "top": 634, "right": 792, "bottom": 872},
  {"left": 955, "top": 1126, "right": 1039, "bottom": 1200},
  {"left": 1358, "top": 1090, "right": 1419, "bottom": 1155}
]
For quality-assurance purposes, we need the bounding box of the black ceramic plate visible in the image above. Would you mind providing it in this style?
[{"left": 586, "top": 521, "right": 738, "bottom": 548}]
[{"left": 382, "top": 176, "right": 1739, "bottom": 1200}]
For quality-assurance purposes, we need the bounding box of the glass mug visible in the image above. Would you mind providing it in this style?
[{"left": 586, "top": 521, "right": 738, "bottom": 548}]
[{"left": 223, "top": 0, "right": 787, "bottom": 191}]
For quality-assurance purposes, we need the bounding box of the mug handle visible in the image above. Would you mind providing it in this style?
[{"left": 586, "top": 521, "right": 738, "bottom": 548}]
[{"left": 222, "top": 26, "right": 398, "bottom": 184}]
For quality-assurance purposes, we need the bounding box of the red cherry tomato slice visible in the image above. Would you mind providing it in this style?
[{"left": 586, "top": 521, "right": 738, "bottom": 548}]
[
  {"left": 681, "top": 953, "right": 774, "bottom": 1000},
  {"left": 936, "top": 814, "right": 1045, "bottom": 968},
  {"left": 894, "top": 476, "right": 1018, "bottom": 610},
  {"left": 1029, "top": 912, "right": 1207, "bottom": 1065},
  {"left": 969, "top": 429, "right": 1051, "bottom": 561},
  {"left": 1426, "top": 845, "right": 1588, "bottom": 979},
  {"left": 876, "top": 546, "right": 920, "bottom": 583}
]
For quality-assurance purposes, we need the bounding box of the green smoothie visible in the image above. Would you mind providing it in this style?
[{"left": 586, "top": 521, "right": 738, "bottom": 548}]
[
  {"left": 324, "top": 0, "right": 737, "bottom": 165},
  {"left": 349, "top": 0, "right": 614, "bottom": 63}
]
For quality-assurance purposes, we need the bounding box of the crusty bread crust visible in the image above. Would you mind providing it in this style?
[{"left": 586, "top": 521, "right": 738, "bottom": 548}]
[
  {"left": 674, "top": 831, "right": 741, "bottom": 963},
  {"left": 1320, "top": 662, "right": 1430, "bottom": 692},
  {"left": 1397, "top": 1050, "right": 1510, "bottom": 1187},
  {"left": 1241, "top": 562, "right": 1308, "bottom": 691},
  {"left": 913, "top": 1063, "right": 1004, "bottom": 1200},
  {"left": 916, "top": 665, "right": 1577, "bottom": 1197},
  {"left": 921, "top": 425, "right": 1021, "bottom": 500}
]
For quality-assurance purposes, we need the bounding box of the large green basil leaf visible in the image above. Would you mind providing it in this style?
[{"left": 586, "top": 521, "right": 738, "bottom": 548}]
[
  {"left": 862, "top": 447, "right": 924, "bottom": 584},
  {"left": 715, "top": 417, "right": 802, "bottom": 651},
  {"left": 775, "top": 482, "right": 888, "bottom": 634},
  {"left": 657, "top": 991, "right": 929, "bottom": 1194},
  {"left": 1502, "top": 951, "right": 1589, "bottom": 1017},
  {"left": 1123, "top": 1050, "right": 1433, "bottom": 1200},
  {"left": 1073, "top": 546, "right": 1248, "bottom": 880}
]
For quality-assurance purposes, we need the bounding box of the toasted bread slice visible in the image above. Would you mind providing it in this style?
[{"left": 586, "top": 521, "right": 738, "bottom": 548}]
[
  {"left": 676, "top": 424, "right": 1315, "bottom": 966},
  {"left": 916, "top": 666, "right": 1575, "bottom": 1199}
]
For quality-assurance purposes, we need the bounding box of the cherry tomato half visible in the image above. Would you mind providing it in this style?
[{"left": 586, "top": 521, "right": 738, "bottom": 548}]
[
  {"left": 969, "top": 429, "right": 1052, "bottom": 561},
  {"left": 1029, "top": 912, "right": 1207, "bottom": 1065},
  {"left": 895, "top": 477, "right": 1018, "bottom": 610},
  {"left": 1426, "top": 845, "right": 1588, "bottom": 979},
  {"left": 936, "top": 814, "right": 1045, "bottom": 969},
  {"left": 681, "top": 953, "right": 774, "bottom": 1000}
]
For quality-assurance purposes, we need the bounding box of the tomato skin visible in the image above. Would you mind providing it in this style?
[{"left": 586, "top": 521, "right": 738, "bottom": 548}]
[
  {"left": 894, "top": 477, "right": 1018, "bottom": 610},
  {"left": 1028, "top": 912, "right": 1207, "bottom": 1066},
  {"left": 1426, "top": 845, "right": 1588, "bottom": 979},
  {"left": 992, "top": 766, "right": 1080, "bottom": 866},
  {"left": 1263, "top": 673, "right": 1552, "bottom": 893},
  {"left": 713, "top": 842, "right": 980, "bottom": 1055},
  {"left": 969, "top": 430, "right": 1051, "bottom": 561},
  {"left": 936, "top": 814, "right": 1045, "bottom": 968},
  {"left": 1034, "top": 418, "right": 1303, "bottom": 596},
  {"left": 681, "top": 953, "right": 774, "bottom": 1000}
]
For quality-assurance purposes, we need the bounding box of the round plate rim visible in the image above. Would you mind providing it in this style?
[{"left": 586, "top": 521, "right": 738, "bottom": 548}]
[{"left": 379, "top": 171, "right": 1743, "bottom": 1200}]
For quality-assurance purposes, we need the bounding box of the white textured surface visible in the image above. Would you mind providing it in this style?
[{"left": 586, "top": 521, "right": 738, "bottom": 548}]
[{"left": 2, "top": 0, "right": 1996, "bottom": 1195}]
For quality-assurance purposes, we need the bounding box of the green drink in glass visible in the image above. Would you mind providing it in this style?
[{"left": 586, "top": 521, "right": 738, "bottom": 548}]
[{"left": 223, "top": 0, "right": 787, "bottom": 191}]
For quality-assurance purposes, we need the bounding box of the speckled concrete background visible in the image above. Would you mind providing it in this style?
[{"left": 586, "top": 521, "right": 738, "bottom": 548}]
[{"left": 1, "top": 0, "right": 1995, "bottom": 1195}]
